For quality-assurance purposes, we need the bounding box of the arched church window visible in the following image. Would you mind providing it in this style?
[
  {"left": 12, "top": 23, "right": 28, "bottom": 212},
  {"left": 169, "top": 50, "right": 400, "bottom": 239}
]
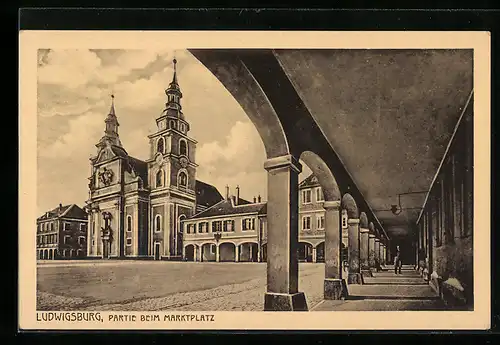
[
  {"left": 169, "top": 120, "right": 176, "bottom": 129},
  {"left": 127, "top": 216, "right": 132, "bottom": 232},
  {"left": 179, "top": 139, "right": 187, "bottom": 156},
  {"left": 157, "top": 137, "right": 164, "bottom": 153},
  {"left": 178, "top": 171, "right": 187, "bottom": 187},
  {"left": 156, "top": 169, "right": 163, "bottom": 188},
  {"left": 155, "top": 215, "right": 162, "bottom": 232}
]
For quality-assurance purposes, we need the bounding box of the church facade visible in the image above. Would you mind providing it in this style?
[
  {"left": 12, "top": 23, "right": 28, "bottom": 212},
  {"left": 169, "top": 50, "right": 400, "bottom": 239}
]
[{"left": 85, "top": 59, "right": 223, "bottom": 260}]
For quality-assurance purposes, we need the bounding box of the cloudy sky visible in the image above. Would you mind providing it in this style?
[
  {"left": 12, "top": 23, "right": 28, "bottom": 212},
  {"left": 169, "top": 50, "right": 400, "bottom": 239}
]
[{"left": 37, "top": 49, "right": 311, "bottom": 216}]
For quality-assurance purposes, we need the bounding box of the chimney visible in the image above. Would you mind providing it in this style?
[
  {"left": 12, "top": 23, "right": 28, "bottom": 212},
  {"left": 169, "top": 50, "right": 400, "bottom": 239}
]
[
  {"left": 225, "top": 185, "right": 230, "bottom": 200},
  {"left": 235, "top": 185, "right": 240, "bottom": 205},
  {"left": 258, "top": 194, "right": 261, "bottom": 203},
  {"left": 59, "top": 203, "right": 63, "bottom": 211},
  {"left": 253, "top": 196, "right": 257, "bottom": 203}
]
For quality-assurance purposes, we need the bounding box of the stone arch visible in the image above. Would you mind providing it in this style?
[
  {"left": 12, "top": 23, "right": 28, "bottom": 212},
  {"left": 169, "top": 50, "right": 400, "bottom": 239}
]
[
  {"left": 298, "top": 241, "right": 314, "bottom": 262},
  {"left": 179, "top": 138, "right": 188, "bottom": 157},
  {"left": 177, "top": 169, "right": 188, "bottom": 188},
  {"left": 238, "top": 242, "right": 259, "bottom": 262},
  {"left": 359, "top": 212, "right": 369, "bottom": 228},
  {"left": 219, "top": 242, "right": 236, "bottom": 262},
  {"left": 315, "top": 241, "right": 325, "bottom": 263},
  {"left": 201, "top": 242, "right": 217, "bottom": 262},
  {"left": 188, "top": 50, "right": 291, "bottom": 160},
  {"left": 369, "top": 221, "right": 375, "bottom": 233},
  {"left": 342, "top": 193, "right": 359, "bottom": 219},
  {"left": 299, "top": 151, "right": 341, "bottom": 201},
  {"left": 184, "top": 244, "right": 196, "bottom": 261}
]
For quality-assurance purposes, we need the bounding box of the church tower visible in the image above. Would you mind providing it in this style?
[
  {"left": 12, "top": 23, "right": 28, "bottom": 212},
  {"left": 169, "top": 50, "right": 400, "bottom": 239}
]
[{"left": 147, "top": 58, "right": 198, "bottom": 260}]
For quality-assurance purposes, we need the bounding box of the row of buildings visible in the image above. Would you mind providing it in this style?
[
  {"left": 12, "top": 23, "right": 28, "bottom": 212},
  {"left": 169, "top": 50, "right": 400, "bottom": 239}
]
[{"left": 37, "top": 59, "right": 350, "bottom": 263}]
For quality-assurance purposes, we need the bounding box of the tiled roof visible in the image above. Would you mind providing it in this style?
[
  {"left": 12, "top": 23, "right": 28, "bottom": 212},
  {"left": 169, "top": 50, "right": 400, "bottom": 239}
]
[
  {"left": 127, "top": 156, "right": 148, "bottom": 186},
  {"left": 37, "top": 204, "right": 87, "bottom": 221},
  {"left": 195, "top": 180, "right": 224, "bottom": 208},
  {"left": 299, "top": 173, "right": 321, "bottom": 189},
  {"left": 189, "top": 197, "right": 267, "bottom": 220}
]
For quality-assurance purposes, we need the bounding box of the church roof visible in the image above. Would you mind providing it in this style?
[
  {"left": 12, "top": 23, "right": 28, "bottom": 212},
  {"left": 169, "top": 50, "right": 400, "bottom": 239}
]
[
  {"left": 195, "top": 180, "right": 224, "bottom": 208},
  {"left": 37, "top": 204, "right": 87, "bottom": 221},
  {"left": 189, "top": 197, "right": 266, "bottom": 220},
  {"left": 299, "top": 173, "right": 321, "bottom": 189},
  {"left": 127, "top": 156, "right": 148, "bottom": 185}
]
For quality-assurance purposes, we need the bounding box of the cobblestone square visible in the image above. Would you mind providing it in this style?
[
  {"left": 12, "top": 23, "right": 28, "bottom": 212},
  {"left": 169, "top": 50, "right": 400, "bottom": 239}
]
[{"left": 37, "top": 261, "right": 324, "bottom": 311}]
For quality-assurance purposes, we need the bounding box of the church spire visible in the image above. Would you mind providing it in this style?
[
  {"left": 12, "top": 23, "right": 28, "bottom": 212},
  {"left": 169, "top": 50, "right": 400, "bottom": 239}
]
[
  {"left": 164, "top": 58, "right": 183, "bottom": 114},
  {"left": 96, "top": 94, "right": 123, "bottom": 148}
]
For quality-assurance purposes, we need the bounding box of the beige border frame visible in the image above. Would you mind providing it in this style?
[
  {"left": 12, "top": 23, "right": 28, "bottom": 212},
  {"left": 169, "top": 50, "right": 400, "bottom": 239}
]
[{"left": 19, "top": 31, "right": 491, "bottom": 330}]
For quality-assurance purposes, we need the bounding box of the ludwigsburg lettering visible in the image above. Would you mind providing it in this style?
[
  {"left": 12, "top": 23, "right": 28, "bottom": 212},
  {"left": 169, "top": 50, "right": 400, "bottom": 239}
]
[{"left": 37, "top": 312, "right": 103, "bottom": 322}]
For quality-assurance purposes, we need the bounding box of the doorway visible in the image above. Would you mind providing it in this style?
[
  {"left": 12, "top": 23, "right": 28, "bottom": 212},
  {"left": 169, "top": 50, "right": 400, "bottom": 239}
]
[{"left": 154, "top": 242, "right": 161, "bottom": 260}]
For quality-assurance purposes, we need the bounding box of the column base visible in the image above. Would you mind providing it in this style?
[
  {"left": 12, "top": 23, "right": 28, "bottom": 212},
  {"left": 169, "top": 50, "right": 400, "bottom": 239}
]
[
  {"left": 324, "top": 278, "right": 348, "bottom": 300},
  {"left": 348, "top": 273, "right": 364, "bottom": 285},
  {"left": 264, "top": 292, "right": 308, "bottom": 311}
]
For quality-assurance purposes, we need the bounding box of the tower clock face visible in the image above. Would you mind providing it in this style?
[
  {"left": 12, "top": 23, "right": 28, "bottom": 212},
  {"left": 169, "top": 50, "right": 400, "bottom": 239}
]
[
  {"left": 155, "top": 153, "right": 164, "bottom": 165},
  {"left": 180, "top": 157, "right": 189, "bottom": 168}
]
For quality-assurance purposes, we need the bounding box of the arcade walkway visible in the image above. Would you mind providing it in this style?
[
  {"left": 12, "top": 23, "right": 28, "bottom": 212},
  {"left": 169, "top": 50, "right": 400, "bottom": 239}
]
[{"left": 313, "top": 265, "right": 447, "bottom": 311}]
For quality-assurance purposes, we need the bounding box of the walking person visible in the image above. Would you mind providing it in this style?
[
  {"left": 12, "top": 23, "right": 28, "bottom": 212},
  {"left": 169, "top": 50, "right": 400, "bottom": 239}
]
[{"left": 394, "top": 245, "right": 402, "bottom": 274}]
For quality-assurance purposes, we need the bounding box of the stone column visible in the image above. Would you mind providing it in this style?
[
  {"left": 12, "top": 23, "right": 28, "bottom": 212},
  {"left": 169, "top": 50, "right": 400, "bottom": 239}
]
[
  {"left": 182, "top": 245, "right": 186, "bottom": 260},
  {"left": 368, "top": 234, "right": 376, "bottom": 268},
  {"left": 263, "top": 155, "right": 307, "bottom": 311},
  {"left": 235, "top": 244, "right": 239, "bottom": 262},
  {"left": 374, "top": 238, "right": 380, "bottom": 268},
  {"left": 383, "top": 244, "right": 387, "bottom": 266},
  {"left": 359, "top": 227, "right": 370, "bottom": 270},
  {"left": 347, "top": 218, "right": 363, "bottom": 284},
  {"left": 323, "top": 200, "right": 348, "bottom": 300},
  {"left": 216, "top": 244, "right": 220, "bottom": 262},
  {"left": 312, "top": 247, "right": 317, "bottom": 263},
  {"left": 380, "top": 243, "right": 385, "bottom": 266}
]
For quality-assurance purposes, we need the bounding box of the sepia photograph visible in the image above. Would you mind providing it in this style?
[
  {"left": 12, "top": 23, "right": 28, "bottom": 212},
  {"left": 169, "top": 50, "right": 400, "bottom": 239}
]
[{"left": 19, "top": 31, "right": 490, "bottom": 330}]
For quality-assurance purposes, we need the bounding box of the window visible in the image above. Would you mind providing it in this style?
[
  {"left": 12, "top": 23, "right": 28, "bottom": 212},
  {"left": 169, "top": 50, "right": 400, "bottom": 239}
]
[
  {"left": 302, "top": 189, "right": 312, "bottom": 204},
  {"left": 78, "top": 236, "right": 85, "bottom": 245},
  {"left": 180, "top": 123, "right": 186, "bottom": 133},
  {"left": 210, "top": 244, "right": 216, "bottom": 254},
  {"left": 92, "top": 240, "right": 95, "bottom": 246},
  {"left": 178, "top": 171, "right": 187, "bottom": 187},
  {"left": 179, "top": 139, "right": 187, "bottom": 156},
  {"left": 92, "top": 221, "right": 95, "bottom": 236},
  {"left": 126, "top": 216, "right": 132, "bottom": 232},
  {"left": 64, "top": 235, "right": 71, "bottom": 244},
  {"left": 156, "top": 169, "right": 163, "bottom": 188},
  {"left": 317, "top": 215, "right": 325, "bottom": 230},
  {"left": 242, "top": 218, "right": 255, "bottom": 231},
  {"left": 80, "top": 223, "right": 86, "bottom": 232},
  {"left": 50, "top": 222, "right": 54, "bottom": 231},
  {"left": 126, "top": 238, "right": 132, "bottom": 246},
  {"left": 302, "top": 216, "right": 311, "bottom": 230},
  {"left": 155, "top": 215, "right": 162, "bottom": 232},
  {"left": 223, "top": 220, "right": 235, "bottom": 232},
  {"left": 342, "top": 211, "right": 348, "bottom": 228},
  {"left": 169, "top": 120, "right": 176, "bottom": 129},
  {"left": 316, "top": 187, "right": 324, "bottom": 202},
  {"left": 64, "top": 222, "right": 70, "bottom": 231},
  {"left": 157, "top": 137, "right": 164, "bottom": 153},
  {"left": 212, "top": 221, "right": 223, "bottom": 232},
  {"left": 198, "top": 222, "right": 208, "bottom": 233}
]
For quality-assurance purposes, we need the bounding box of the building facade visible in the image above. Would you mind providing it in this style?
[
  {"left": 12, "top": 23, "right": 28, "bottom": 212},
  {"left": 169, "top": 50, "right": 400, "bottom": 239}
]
[
  {"left": 85, "top": 59, "right": 223, "bottom": 260},
  {"left": 183, "top": 186, "right": 266, "bottom": 262},
  {"left": 37, "top": 204, "right": 88, "bottom": 260},
  {"left": 182, "top": 174, "right": 349, "bottom": 263}
]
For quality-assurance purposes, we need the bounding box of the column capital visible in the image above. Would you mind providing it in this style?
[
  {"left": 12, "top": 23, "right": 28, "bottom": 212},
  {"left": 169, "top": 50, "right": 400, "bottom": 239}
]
[
  {"left": 375, "top": 238, "right": 380, "bottom": 242},
  {"left": 360, "top": 227, "right": 370, "bottom": 233},
  {"left": 264, "top": 154, "right": 302, "bottom": 174},
  {"left": 323, "top": 200, "right": 341, "bottom": 209},
  {"left": 347, "top": 218, "right": 360, "bottom": 225},
  {"left": 369, "top": 234, "right": 376, "bottom": 238}
]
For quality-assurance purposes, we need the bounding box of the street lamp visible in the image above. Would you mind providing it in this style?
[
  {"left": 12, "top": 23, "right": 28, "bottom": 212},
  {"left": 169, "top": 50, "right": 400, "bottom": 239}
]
[{"left": 213, "top": 230, "right": 222, "bottom": 262}]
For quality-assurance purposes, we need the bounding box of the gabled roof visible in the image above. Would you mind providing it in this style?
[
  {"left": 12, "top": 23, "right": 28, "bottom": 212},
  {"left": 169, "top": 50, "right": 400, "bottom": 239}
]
[
  {"left": 195, "top": 180, "right": 224, "bottom": 208},
  {"left": 37, "top": 204, "right": 87, "bottom": 221},
  {"left": 189, "top": 197, "right": 266, "bottom": 220},
  {"left": 299, "top": 173, "right": 321, "bottom": 189}
]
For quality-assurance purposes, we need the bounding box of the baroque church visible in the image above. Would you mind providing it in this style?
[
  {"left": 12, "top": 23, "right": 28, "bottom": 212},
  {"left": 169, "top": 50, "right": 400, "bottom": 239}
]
[{"left": 85, "top": 59, "right": 223, "bottom": 260}]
